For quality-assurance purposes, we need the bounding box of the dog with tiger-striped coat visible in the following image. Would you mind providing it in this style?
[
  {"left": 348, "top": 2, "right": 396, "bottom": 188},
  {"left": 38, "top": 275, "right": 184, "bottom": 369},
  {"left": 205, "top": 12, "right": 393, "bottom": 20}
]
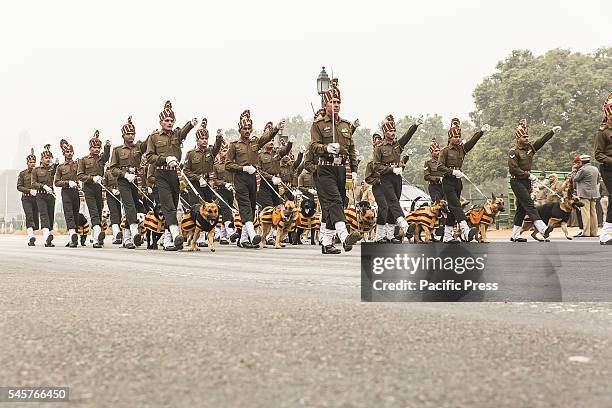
[
  {"left": 292, "top": 195, "right": 320, "bottom": 245},
  {"left": 259, "top": 199, "right": 299, "bottom": 249},
  {"left": 406, "top": 199, "right": 448, "bottom": 243},
  {"left": 344, "top": 201, "right": 376, "bottom": 241}
]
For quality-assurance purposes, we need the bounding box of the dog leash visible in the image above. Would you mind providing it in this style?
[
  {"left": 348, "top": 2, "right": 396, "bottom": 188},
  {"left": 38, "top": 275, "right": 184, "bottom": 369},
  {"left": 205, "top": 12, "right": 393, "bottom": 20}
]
[
  {"left": 179, "top": 168, "right": 238, "bottom": 212},
  {"left": 461, "top": 173, "right": 489, "bottom": 200},
  {"left": 256, "top": 169, "right": 285, "bottom": 201},
  {"left": 98, "top": 182, "right": 124, "bottom": 206},
  {"left": 533, "top": 178, "right": 564, "bottom": 203}
]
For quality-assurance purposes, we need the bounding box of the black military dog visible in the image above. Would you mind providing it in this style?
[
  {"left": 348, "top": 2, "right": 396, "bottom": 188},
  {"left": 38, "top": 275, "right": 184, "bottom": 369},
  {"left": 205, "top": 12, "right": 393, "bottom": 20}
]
[
  {"left": 144, "top": 204, "right": 165, "bottom": 250},
  {"left": 291, "top": 196, "right": 319, "bottom": 245},
  {"left": 521, "top": 189, "right": 584, "bottom": 241}
]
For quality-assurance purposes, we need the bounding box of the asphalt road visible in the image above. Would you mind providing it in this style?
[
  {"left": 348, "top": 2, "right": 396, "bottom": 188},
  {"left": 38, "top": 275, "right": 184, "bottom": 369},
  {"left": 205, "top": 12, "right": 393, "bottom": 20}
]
[{"left": 0, "top": 235, "right": 611, "bottom": 407}]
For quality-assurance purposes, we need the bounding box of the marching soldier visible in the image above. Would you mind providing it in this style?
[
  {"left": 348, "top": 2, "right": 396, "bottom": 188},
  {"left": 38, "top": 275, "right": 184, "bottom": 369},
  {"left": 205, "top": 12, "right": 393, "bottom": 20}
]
[
  {"left": 226, "top": 110, "right": 284, "bottom": 248},
  {"left": 365, "top": 132, "right": 388, "bottom": 243},
  {"left": 256, "top": 122, "right": 285, "bottom": 208},
  {"left": 16, "top": 148, "right": 40, "bottom": 246},
  {"left": 145, "top": 101, "right": 196, "bottom": 251},
  {"left": 594, "top": 93, "right": 612, "bottom": 245},
  {"left": 278, "top": 141, "right": 297, "bottom": 188},
  {"left": 77, "top": 130, "right": 111, "bottom": 248},
  {"left": 297, "top": 149, "right": 317, "bottom": 202},
  {"left": 309, "top": 79, "right": 361, "bottom": 254},
  {"left": 508, "top": 119, "right": 560, "bottom": 242},
  {"left": 31, "top": 144, "right": 58, "bottom": 247},
  {"left": 103, "top": 167, "right": 123, "bottom": 245},
  {"left": 212, "top": 143, "right": 238, "bottom": 244},
  {"left": 54, "top": 139, "right": 80, "bottom": 247},
  {"left": 110, "top": 116, "right": 145, "bottom": 249},
  {"left": 437, "top": 118, "right": 490, "bottom": 243},
  {"left": 290, "top": 146, "right": 305, "bottom": 188},
  {"left": 183, "top": 119, "right": 223, "bottom": 204},
  {"left": 372, "top": 114, "right": 423, "bottom": 242},
  {"left": 424, "top": 137, "right": 444, "bottom": 201}
]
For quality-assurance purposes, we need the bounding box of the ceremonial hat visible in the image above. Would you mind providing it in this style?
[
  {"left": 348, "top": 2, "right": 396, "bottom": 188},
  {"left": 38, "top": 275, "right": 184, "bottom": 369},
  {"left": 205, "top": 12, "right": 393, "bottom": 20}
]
[{"left": 121, "top": 116, "right": 136, "bottom": 136}]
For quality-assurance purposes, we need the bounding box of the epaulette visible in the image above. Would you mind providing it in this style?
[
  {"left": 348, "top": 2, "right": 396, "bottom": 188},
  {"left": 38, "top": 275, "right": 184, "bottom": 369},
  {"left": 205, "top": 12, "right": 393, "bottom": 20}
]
[
  {"left": 338, "top": 118, "right": 351, "bottom": 125},
  {"left": 313, "top": 116, "right": 325, "bottom": 123}
]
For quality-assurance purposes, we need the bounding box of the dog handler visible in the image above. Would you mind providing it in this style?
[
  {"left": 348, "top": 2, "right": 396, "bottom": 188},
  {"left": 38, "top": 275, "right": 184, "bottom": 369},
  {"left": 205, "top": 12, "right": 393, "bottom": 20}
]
[
  {"left": 508, "top": 119, "right": 561, "bottom": 242},
  {"left": 595, "top": 93, "right": 612, "bottom": 245}
]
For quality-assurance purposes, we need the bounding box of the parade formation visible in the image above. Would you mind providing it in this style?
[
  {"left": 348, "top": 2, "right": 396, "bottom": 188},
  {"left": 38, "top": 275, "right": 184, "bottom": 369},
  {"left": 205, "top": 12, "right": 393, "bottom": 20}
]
[{"left": 15, "top": 82, "right": 612, "bottom": 252}]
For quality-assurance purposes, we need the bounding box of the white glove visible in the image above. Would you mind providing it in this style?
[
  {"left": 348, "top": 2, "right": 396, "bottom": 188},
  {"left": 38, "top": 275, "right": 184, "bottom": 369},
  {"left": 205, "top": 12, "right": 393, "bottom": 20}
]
[
  {"left": 452, "top": 170, "right": 465, "bottom": 178},
  {"left": 392, "top": 167, "right": 402, "bottom": 175},
  {"left": 528, "top": 173, "right": 538, "bottom": 182},
  {"left": 199, "top": 177, "right": 207, "bottom": 187},
  {"left": 191, "top": 118, "right": 198, "bottom": 126},
  {"left": 288, "top": 135, "right": 296, "bottom": 143},
  {"left": 105, "top": 140, "right": 112, "bottom": 147},
  {"left": 166, "top": 156, "right": 178, "bottom": 167},
  {"left": 326, "top": 143, "right": 340, "bottom": 154},
  {"left": 308, "top": 188, "right": 317, "bottom": 195},
  {"left": 351, "top": 172, "right": 358, "bottom": 182},
  {"left": 112, "top": 188, "right": 120, "bottom": 195},
  {"left": 147, "top": 187, "right": 153, "bottom": 194},
  {"left": 552, "top": 126, "right": 562, "bottom": 134},
  {"left": 277, "top": 119, "right": 286, "bottom": 130},
  {"left": 54, "top": 158, "right": 59, "bottom": 165},
  {"left": 481, "top": 124, "right": 491, "bottom": 132},
  {"left": 353, "top": 119, "right": 360, "bottom": 128},
  {"left": 93, "top": 175, "right": 103, "bottom": 184},
  {"left": 43, "top": 185, "right": 53, "bottom": 193},
  {"left": 416, "top": 115, "right": 424, "bottom": 126},
  {"left": 68, "top": 180, "right": 78, "bottom": 188},
  {"left": 299, "top": 145, "right": 307, "bottom": 153},
  {"left": 272, "top": 176, "right": 282, "bottom": 185},
  {"left": 243, "top": 165, "right": 256, "bottom": 175},
  {"left": 225, "top": 183, "right": 234, "bottom": 191},
  {"left": 29, "top": 189, "right": 37, "bottom": 196},
  {"left": 124, "top": 173, "right": 137, "bottom": 183}
]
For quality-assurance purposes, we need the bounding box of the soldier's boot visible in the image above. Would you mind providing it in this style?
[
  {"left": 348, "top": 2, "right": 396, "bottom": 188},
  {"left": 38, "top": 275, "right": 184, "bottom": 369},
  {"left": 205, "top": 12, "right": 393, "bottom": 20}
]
[
  {"left": 374, "top": 224, "right": 387, "bottom": 244},
  {"left": 534, "top": 220, "right": 553, "bottom": 240},
  {"left": 69, "top": 230, "right": 78, "bottom": 248},
  {"left": 197, "top": 231, "right": 208, "bottom": 247},
  {"left": 245, "top": 221, "right": 261, "bottom": 247},
  {"left": 334, "top": 221, "right": 359, "bottom": 252},
  {"left": 163, "top": 229, "right": 177, "bottom": 251},
  {"left": 45, "top": 235, "right": 55, "bottom": 248},
  {"left": 130, "top": 224, "right": 142, "bottom": 247},
  {"left": 600, "top": 222, "right": 612, "bottom": 245},
  {"left": 396, "top": 217, "right": 413, "bottom": 243},
  {"left": 510, "top": 225, "right": 527, "bottom": 242},
  {"left": 112, "top": 224, "right": 122, "bottom": 244},
  {"left": 28, "top": 237, "right": 36, "bottom": 246},
  {"left": 92, "top": 225, "right": 104, "bottom": 248},
  {"left": 322, "top": 245, "right": 341, "bottom": 254},
  {"left": 442, "top": 225, "right": 459, "bottom": 243},
  {"left": 168, "top": 224, "right": 184, "bottom": 250},
  {"left": 123, "top": 228, "right": 135, "bottom": 249},
  {"left": 459, "top": 220, "right": 477, "bottom": 242}
]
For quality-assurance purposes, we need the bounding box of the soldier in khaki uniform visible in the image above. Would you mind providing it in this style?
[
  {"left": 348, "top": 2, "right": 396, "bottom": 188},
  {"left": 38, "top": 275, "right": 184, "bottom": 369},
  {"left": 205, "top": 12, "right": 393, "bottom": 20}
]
[
  {"left": 226, "top": 110, "right": 283, "bottom": 248},
  {"left": 257, "top": 125, "right": 289, "bottom": 208},
  {"left": 309, "top": 79, "right": 360, "bottom": 254},
  {"left": 110, "top": 116, "right": 147, "bottom": 249},
  {"left": 31, "top": 144, "right": 58, "bottom": 247},
  {"left": 595, "top": 93, "right": 612, "bottom": 244},
  {"left": 212, "top": 143, "right": 238, "bottom": 245},
  {"left": 55, "top": 139, "right": 80, "bottom": 247},
  {"left": 16, "top": 149, "right": 40, "bottom": 246},
  {"left": 183, "top": 119, "right": 223, "bottom": 205},
  {"left": 77, "top": 130, "right": 111, "bottom": 248},
  {"left": 297, "top": 149, "right": 317, "bottom": 201},
  {"left": 145, "top": 101, "right": 196, "bottom": 251},
  {"left": 508, "top": 119, "right": 560, "bottom": 242},
  {"left": 372, "top": 114, "right": 422, "bottom": 242},
  {"left": 437, "top": 118, "right": 489, "bottom": 243},
  {"left": 103, "top": 167, "right": 122, "bottom": 245},
  {"left": 424, "top": 137, "right": 444, "bottom": 201}
]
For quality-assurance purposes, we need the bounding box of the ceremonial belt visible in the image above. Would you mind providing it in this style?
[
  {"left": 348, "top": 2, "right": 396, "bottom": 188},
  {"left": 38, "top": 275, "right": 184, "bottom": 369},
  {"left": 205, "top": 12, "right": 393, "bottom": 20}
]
[
  {"left": 156, "top": 165, "right": 177, "bottom": 171},
  {"left": 428, "top": 180, "right": 441, "bottom": 184},
  {"left": 22, "top": 193, "right": 34, "bottom": 197},
  {"left": 318, "top": 154, "right": 348, "bottom": 166}
]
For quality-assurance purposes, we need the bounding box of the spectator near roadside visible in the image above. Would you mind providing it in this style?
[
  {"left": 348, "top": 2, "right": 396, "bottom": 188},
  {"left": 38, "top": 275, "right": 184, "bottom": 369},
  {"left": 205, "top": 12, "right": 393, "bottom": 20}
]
[{"left": 573, "top": 155, "right": 601, "bottom": 237}]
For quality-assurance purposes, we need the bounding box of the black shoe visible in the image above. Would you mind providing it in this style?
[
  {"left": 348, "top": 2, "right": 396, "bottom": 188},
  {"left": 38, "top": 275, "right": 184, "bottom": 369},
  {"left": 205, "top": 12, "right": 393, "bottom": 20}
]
[
  {"left": 164, "top": 245, "right": 177, "bottom": 251},
  {"left": 375, "top": 239, "right": 387, "bottom": 244},
  {"left": 197, "top": 241, "right": 208, "bottom": 247},
  {"left": 97, "top": 231, "right": 105, "bottom": 245},
  {"left": 543, "top": 226, "right": 554, "bottom": 239},
  {"left": 133, "top": 234, "right": 142, "bottom": 246},
  {"left": 573, "top": 231, "right": 584, "bottom": 238},
  {"left": 389, "top": 238, "right": 402, "bottom": 244},
  {"left": 236, "top": 240, "right": 243, "bottom": 248},
  {"left": 510, "top": 237, "right": 527, "bottom": 242},
  {"left": 174, "top": 235, "right": 184, "bottom": 250},
  {"left": 444, "top": 238, "right": 460, "bottom": 244},
  {"left": 266, "top": 238, "right": 275, "bottom": 246},
  {"left": 70, "top": 233, "right": 78, "bottom": 247},
  {"left": 322, "top": 245, "right": 341, "bottom": 254},
  {"left": 600, "top": 239, "right": 612, "bottom": 245},
  {"left": 241, "top": 241, "right": 257, "bottom": 249},
  {"left": 112, "top": 238, "right": 122, "bottom": 245},
  {"left": 45, "top": 234, "right": 54, "bottom": 247},
  {"left": 219, "top": 239, "right": 229, "bottom": 245},
  {"left": 343, "top": 231, "right": 361, "bottom": 252},
  {"left": 230, "top": 231, "right": 240, "bottom": 243},
  {"left": 406, "top": 223, "right": 417, "bottom": 237},
  {"left": 28, "top": 237, "right": 36, "bottom": 246},
  {"left": 251, "top": 235, "right": 262, "bottom": 246},
  {"left": 93, "top": 242, "right": 103, "bottom": 248},
  {"left": 124, "top": 242, "right": 136, "bottom": 249},
  {"left": 463, "top": 227, "right": 477, "bottom": 242},
  {"left": 116, "top": 231, "right": 123, "bottom": 242},
  {"left": 80, "top": 235, "right": 87, "bottom": 246}
]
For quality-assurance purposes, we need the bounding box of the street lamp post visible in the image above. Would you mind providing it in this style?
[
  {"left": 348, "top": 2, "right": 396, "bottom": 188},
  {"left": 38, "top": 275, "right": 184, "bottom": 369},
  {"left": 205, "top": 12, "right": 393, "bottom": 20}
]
[{"left": 317, "top": 66, "right": 330, "bottom": 108}]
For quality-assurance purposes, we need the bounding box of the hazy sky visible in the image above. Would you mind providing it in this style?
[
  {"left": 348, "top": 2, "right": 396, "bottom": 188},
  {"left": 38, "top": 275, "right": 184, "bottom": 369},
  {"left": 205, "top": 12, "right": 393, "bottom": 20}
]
[{"left": 1, "top": 0, "right": 609, "bottom": 169}]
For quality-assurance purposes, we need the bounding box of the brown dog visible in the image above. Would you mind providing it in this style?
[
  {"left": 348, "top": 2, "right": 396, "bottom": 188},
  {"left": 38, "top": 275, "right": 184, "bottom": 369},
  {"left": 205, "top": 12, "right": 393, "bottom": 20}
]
[
  {"left": 260, "top": 199, "right": 299, "bottom": 249},
  {"left": 407, "top": 200, "right": 448, "bottom": 243},
  {"left": 520, "top": 189, "right": 583, "bottom": 241},
  {"left": 182, "top": 201, "right": 220, "bottom": 252},
  {"left": 345, "top": 201, "right": 377, "bottom": 241},
  {"left": 465, "top": 193, "right": 505, "bottom": 243}
]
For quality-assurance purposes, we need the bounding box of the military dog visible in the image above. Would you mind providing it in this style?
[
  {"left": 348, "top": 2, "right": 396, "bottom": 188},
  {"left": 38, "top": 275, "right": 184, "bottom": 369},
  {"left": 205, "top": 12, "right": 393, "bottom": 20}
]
[
  {"left": 144, "top": 204, "right": 165, "bottom": 250},
  {"left": 465, "top": 193, "right": 505, "bottom": 243},
  {"left": 407, "top": 200, "right": 448, "bottom": 243},
  {"left": 292, "top": 196, "right": 319, "bottom": 245},
  {"left": 521, "top": 189, "right": 584, "bottom": 241},
  {"left": 260, "top": 199, "right": 299, "bottom": 249},
  {"left": 345, "top": 201, "right": 377, "bottom": 241},
  {"left": 181, "top": 201, "right": 220, "bottom": 252}
]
